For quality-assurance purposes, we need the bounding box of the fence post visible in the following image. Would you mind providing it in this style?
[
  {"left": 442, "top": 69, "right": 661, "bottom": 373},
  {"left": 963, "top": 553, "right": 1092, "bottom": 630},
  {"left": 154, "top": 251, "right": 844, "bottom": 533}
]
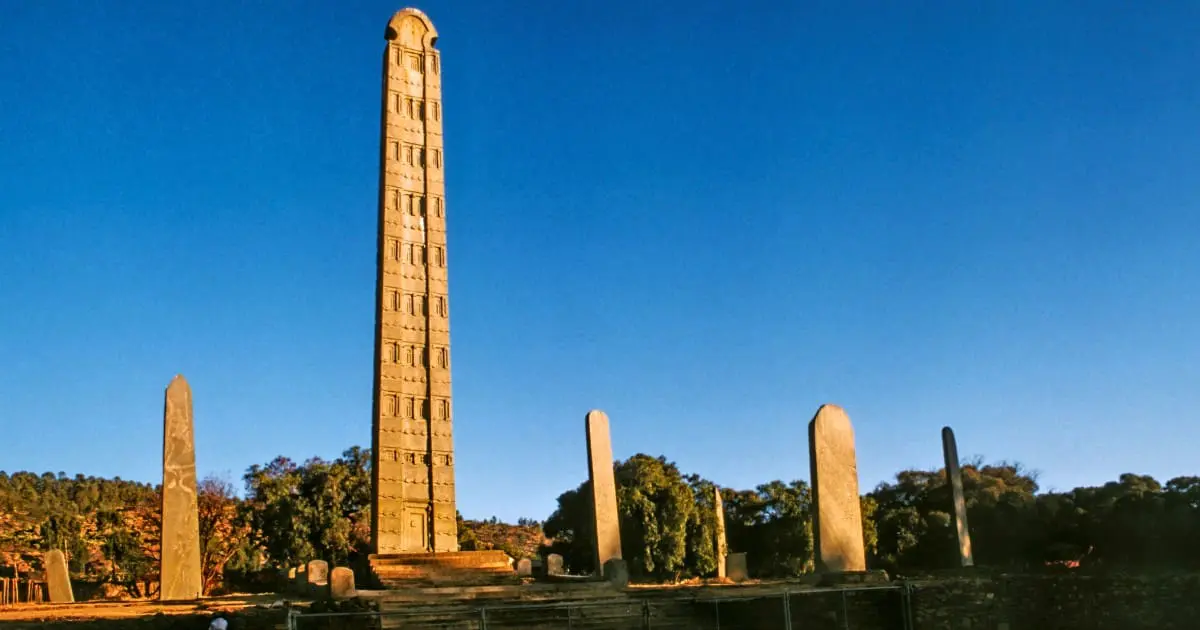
[
  {"left": 840, "top": 590, "right": 849, "bottom": 630},
  {"left": 901, "top": 582, "right": 915, "bottom": 630},
  {"left": 480, "top": 606, "right": 489, "bottom": 630},
  {"left": 782, "top": 590, "right": 792, "bottom": 630}
]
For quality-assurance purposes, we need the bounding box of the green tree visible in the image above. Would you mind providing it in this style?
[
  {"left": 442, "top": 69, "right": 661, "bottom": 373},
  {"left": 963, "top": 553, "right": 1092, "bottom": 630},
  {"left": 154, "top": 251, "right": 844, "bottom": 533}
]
[
  {"left": 242, "top": 447, "right": 371, "bottom": 569},
  {"left": 542, "top": 482, "right": 598, "bottom": 575},
  {"left": 723, "top": 480, "right": 813, "bottom": 577},
  {"left": 613, "top": 455, "right": 695, "bottom": 581},
  {"left": 683, "top": 474, "right": 719, "bottom": 578}
]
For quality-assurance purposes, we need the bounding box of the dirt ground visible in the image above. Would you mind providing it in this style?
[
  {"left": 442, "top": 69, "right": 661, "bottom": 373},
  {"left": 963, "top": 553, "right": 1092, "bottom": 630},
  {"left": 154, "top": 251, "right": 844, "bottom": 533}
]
[{"left": 0, "top": 593, "right": 293, "bottom": 629}]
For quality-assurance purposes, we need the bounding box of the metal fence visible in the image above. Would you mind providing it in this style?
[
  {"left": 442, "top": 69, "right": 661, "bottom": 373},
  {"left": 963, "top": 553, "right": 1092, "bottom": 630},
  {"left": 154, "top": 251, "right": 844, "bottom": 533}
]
[{"left": 288, "top": 584, "right": 913, "bottom": 630}]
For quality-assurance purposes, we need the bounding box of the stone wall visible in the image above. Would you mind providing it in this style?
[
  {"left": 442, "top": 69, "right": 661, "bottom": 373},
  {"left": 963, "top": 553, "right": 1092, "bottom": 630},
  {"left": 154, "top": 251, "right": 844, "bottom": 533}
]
[
  {"left": 909, "top": 571, "right": 1200, "bottom": 630},
  {"left": 16, "top": 571, "right": 1200, "bottom": 630}
]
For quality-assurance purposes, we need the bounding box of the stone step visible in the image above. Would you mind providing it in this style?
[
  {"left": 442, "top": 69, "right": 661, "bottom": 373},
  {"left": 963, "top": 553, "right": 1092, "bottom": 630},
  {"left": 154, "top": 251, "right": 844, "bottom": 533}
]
[
  {"left": 369, "top": 550, "right": 517, "bottom": 588},
  {"left": 376, "top": 597, "right": 642, "bottom": 629},
  {"left": 369, "top": 551, "right": 512, "bottom": 568},
  {"left": 371, "top": 581, "right": 621, "bottom": 604}
]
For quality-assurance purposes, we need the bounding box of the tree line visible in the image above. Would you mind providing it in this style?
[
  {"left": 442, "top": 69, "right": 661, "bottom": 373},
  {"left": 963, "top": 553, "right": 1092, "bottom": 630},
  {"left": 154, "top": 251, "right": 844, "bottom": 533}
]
[
  {"left": 2, "top": 447, "right": 1199, "bottom": 595},
  {"left": 544, "top": 455, "right": 1200, "bottom": 580}
]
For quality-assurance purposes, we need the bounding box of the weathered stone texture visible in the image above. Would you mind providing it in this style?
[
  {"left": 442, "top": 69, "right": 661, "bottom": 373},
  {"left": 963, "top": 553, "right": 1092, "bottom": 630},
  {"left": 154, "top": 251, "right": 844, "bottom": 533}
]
[
  {"left": 713, "top": 486, "right": 728, "bottom": 579},
  {"left": 909, "top": 573, "right": 1200, "bottom": 630},
  {"left": 808, "top": 404, "right": 867, "bottom": 573},
  {"left": 160, "top": 375, "right": 202, "bottom": 601},
  {"left": 330, "top": 567, "right": 356, "bottom": 600},
  {"left": 291, "top": 565, "right": 306, "bottom": 594},
  {"left": 546, "top": 553, "right": 564, "bottom": 576},
  {"left": 602, "top": 558, "right": 629, "bottom": 587},
  {"left": 44, "top": 550, "right": 73, "bottom": 603},
  {"left": 515, "top": 558, "right": 532, "bottom": 577},
  {"left": 286, "top": 570, "right": 1200, "bottom": 629},
  {"left": 369, "top": 550, "right": 515, "bottom": 587},
  {"left": 306, "top": 560, "right": 330, "bottom": 599},
  {"left": 585, "top": 410, "right": 622, "bottom": 576},
  {"left": 725, "top": 552, "right": 748, "bottom": 583},
  {"left": 941, "top": 426, "right": 974, "bottom": 567},
  {"left": 371, "top": 7, "right": 457, "bottom": 555},
  {"left": 307, "top": 560, "right": 329, "bottom": 585}
]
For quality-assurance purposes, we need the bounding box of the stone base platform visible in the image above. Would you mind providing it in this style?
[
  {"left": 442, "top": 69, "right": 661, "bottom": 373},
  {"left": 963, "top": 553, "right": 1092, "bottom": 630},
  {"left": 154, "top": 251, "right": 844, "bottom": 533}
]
[
  {"left": 362, "top": 582, "right": 628, "bottom": 630},
  {"left": 816, "top": 569, "right": 890, "bottom": 587},
  {"left": 368, "top": 551, "right": 516, "bottom": 588}
]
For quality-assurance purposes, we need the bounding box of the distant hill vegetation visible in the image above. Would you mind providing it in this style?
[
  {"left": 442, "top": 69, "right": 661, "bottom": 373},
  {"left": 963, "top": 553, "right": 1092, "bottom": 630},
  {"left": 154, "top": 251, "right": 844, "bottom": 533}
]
[
  {"left": 458, "top": 516, "right": 548, "bottom": 560},
  {"left": 5, "top": 446, "right": 1200, "bottom": 595}
]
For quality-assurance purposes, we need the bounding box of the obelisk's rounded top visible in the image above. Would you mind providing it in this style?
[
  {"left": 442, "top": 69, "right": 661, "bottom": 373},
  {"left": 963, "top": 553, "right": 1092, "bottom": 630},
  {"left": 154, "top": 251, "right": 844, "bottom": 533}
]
[{"left": 385, "top": 8, "right": 438, "bottom": 48}]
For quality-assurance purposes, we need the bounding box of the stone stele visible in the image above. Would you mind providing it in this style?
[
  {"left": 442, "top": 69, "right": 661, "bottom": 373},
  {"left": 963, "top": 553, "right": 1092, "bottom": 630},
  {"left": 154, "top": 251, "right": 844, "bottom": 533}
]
[
  {"left": 292, "top": 565, "right": 306, "bottom": 594},
  {"left": 370, "top": 5, "right": 457, "bottom": 556},
  {"left": 515, "top": 558, "right": 532, "bottom": 577},
  {"left": 602, "top": 558, "right": 629, "bottom": 588},
  {"left": 546, "top": 553, "right": 564, "bottom": 576},
  {"left": 330, "top": 567, "right": 356, "bottom": 600},
  {"left": 307, "top": 559, "right": 330, "bottom": 598},
  {"left": 725, "top": 552, "right": 748, "bottom": 583},
  {"left": 714, "top": 486, "right": 728, "bottom": 579},
  {"left": 44, "top": 549, "right": 73, "bottom": 603},
  {"left": 586, "top": 409, "right": 622, "bottom": 576},
  {"left": 160, "top": 375, "right": 202, "bottom": 601},
  {"left": 808, "top": 404, "right": 867, "bottom": 573},
  {"left": 942, "top": 426, "right": 975, "bottom": 567}
]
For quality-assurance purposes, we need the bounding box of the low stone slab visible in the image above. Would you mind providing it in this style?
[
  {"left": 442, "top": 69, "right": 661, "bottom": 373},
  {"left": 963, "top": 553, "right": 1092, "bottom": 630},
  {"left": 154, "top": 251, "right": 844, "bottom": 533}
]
[
  {"left": 307, "top": 560, "right": 329, "bottom": 599},
  {"left": 602, "top": 558, "right": 628, "bottom": 587},
  {"left": 725, "top": 553, "right": 748, "bottom": 583},
  {"left": 330, "top": 567, "right": 356, "bottom": 600},
  {"left": 369, "top": 551, "right": 517, "bottom": 588},
  {"left": 546, "top": 553, "right": 564, "bottom": 576},
  {"left": 816, "top": 569, "right": 890, "bottom": 587},
  {"left": 515, "top": 558, "right": 532, "bottom": 577},
  {"left": 292, "top": 565, "right": 306, "bottom": 594}
]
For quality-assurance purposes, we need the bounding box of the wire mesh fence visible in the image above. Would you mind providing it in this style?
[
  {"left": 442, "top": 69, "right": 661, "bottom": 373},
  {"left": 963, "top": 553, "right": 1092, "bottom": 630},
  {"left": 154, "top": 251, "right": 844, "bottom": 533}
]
[{"left": 289, "top": 585, "right": 912, "bottom": 630}]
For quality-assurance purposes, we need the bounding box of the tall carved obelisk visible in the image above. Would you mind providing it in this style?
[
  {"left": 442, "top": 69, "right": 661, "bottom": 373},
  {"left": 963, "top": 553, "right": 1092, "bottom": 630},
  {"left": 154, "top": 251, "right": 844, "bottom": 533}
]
[{"left": 371, "top": 8, "right": 457, "bottom": 554}]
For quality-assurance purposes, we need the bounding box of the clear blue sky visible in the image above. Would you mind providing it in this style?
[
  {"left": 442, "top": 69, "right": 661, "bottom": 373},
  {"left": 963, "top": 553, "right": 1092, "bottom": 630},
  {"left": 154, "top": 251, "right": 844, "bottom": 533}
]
[{"left": 3, "top": 1, "right": 1199, "bottom": 522}]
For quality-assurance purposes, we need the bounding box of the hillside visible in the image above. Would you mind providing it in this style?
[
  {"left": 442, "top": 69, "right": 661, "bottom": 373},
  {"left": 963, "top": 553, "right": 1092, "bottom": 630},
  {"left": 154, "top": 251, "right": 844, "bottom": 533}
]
[{"left": 458, "top": 517, "right": 547, "bottom": 560}]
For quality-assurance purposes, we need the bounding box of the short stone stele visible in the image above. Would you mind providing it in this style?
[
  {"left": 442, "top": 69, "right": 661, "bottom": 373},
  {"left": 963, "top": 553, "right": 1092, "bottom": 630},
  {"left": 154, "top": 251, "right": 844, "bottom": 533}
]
[
  {"left": 307, "top": 560, "right": 330, "bottom": 598},
  {"left": 44, "top": 549, "right": 74, "bottom": 603},
  {"left": 586, "top": 410, "right": 622, "bottom": 577},
  {"left": 161, "top": 375, "right": 203, "bottom": 601},
  {"left": 942, "top": 426, "right": 975, "bottom": 567},
  {"left": 725, "top": 553, "right": 748, "bottom": 583},
  {"left": 602, "top": 558, "right": 629, "bottom": 587},
  {"left": 546, "top": 553, "right": 564, "bottom": 576},
  {"left": 292, "top": 565, "right": 306, "bottom": 594},
  {"left": 808, "top": 404, "right": 867, "bottom": 573},
  {"left": 515, "top": 558, "right": 532, "bottom": 577},
  {"left": 330, "top": 567, "right": 356, "bottom": 600}
]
